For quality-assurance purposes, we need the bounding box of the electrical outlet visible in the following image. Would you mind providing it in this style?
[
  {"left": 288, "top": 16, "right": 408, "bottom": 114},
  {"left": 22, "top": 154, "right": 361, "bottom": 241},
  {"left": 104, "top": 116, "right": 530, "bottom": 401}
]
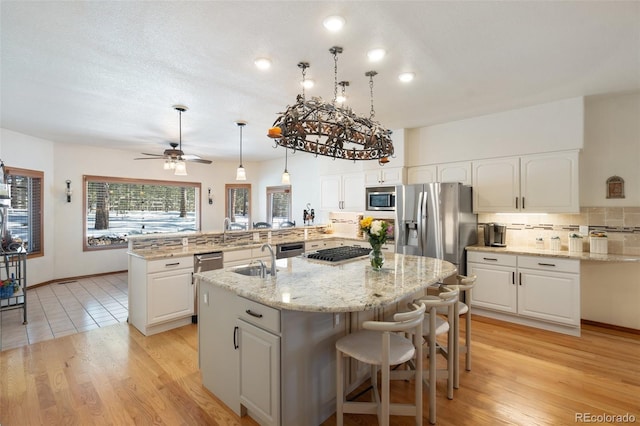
[
  {"left": 182, "top": 237, "right": 188, "bottom": 246},
  {"left": 253, "top": 232, "right": 260, "bottom": 242},
  {"left": 579, "top": 225, "right": 589, "bottom": 235}
]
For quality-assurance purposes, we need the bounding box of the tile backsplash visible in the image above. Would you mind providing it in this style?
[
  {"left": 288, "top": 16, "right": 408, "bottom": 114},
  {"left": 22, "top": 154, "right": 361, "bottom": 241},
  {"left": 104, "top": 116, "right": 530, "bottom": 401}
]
[{"left": 479, "top": 207, "right": 640, "bottom": 255}]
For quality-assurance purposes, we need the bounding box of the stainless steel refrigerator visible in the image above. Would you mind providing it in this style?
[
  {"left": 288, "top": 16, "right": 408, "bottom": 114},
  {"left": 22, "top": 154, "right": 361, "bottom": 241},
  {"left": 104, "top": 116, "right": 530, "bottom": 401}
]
[{"left": 395, "top": 182, "right": 477, "bottom": 276}]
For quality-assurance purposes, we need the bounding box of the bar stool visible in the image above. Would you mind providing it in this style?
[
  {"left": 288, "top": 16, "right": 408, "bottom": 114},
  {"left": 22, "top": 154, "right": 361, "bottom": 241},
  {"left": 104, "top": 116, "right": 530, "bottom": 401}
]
[
  {"left": 442, "top": 274, "right": 477, "bottom": 388},
  {"left": 415, "top": 286, "right": 459, "bottom": 424},
  {"left": 335, "top": 303, "right": 426, "bottom": 426}
]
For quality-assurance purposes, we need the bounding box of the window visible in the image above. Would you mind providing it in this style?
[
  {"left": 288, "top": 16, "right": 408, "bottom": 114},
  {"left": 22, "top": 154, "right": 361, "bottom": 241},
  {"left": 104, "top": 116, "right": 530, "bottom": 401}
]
[
  {"left": 4, "top": 167, "right": 43, "bottom": 256},
  {"left": 84, "top": 176, "right": 201, "bottom": 251},
  {"left": 225, "top": 184, "right": 251, "bottom": 229},
  {"left": 267, "top": 185, "right": 292, "bottom": 227}
]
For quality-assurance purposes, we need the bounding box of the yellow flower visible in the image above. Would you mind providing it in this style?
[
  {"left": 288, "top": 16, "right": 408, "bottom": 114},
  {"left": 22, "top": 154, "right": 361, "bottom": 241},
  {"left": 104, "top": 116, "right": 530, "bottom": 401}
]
[{"left": 360, "top": 216, "right": 373, "bottom": 229}]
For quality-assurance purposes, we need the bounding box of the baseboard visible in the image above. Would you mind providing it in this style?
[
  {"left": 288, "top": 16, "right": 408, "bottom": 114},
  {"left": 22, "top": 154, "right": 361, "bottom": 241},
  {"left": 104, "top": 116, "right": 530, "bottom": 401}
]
[
  {"left": 27, "top": 270, "right": 128, "bottom": 289},
  {"left": 580, "top": 319, "right": 640, "bottom": 336}
]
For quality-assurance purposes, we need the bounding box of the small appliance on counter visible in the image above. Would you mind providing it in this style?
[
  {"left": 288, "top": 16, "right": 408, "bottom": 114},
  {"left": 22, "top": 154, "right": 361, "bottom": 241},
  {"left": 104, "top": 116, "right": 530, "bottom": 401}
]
[{"left": 484, "top": 223, "right": 507, "bottom": 247}]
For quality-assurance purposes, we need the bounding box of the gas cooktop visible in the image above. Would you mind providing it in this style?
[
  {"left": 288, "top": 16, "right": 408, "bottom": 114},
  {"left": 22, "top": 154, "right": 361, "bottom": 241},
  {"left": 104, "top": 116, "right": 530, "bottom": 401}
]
[{"left": 304, "top": 245, "right": 371, "bottom": 263}]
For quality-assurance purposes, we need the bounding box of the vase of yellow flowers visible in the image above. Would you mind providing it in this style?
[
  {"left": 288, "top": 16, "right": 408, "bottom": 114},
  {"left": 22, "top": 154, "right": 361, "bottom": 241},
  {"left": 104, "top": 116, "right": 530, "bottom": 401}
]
[{"left": 360, "top": 216, "right": 391, "bottom": 270}]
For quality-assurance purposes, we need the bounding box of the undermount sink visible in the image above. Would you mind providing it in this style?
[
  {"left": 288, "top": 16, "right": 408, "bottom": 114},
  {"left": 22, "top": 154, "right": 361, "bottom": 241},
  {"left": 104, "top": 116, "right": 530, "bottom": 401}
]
[{"left": 232, "top": 265, "right": 272, "bottom": 277}]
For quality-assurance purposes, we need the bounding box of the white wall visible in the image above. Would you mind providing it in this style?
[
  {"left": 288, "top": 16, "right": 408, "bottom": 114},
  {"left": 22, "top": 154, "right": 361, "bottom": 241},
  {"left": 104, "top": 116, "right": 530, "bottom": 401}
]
[
  {"left": 581, "top": 91, "right": 640, "bottom": 206},
  {"left": 0, "top": 129, "right": 262, "bottom": 284},
  {"left": 0, "top": 129, "right": 56, "bottom": 285},
  {"left": 255, "top": 151, "right": 323, "bottom": 225},
  {"left": 405, "top": 97, "right": 585, "bottom": 165}
]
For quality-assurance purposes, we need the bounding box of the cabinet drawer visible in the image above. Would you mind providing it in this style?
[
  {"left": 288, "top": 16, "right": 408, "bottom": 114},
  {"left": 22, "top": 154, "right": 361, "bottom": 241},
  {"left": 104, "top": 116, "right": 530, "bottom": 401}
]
[
  {"left": 147, "top": 256, "right": 193, "bottom": 273},
  {"left": 518, "top": 256, "right": 579, "bottom": 274},
  {"left": 467, "top": 251, "right": 517, "bottom": 266},
  {"left": 224, "top": 249, "right": 253, "bottom": 263},
  {"left": 237, "top": 297, "right": 281, "bottom": 334}
]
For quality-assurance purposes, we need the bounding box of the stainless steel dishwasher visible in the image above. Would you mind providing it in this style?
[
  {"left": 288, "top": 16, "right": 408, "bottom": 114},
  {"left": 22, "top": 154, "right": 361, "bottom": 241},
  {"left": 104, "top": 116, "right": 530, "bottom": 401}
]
[{"left": 193, "top": 251, "right": 223, "bottom": 323}]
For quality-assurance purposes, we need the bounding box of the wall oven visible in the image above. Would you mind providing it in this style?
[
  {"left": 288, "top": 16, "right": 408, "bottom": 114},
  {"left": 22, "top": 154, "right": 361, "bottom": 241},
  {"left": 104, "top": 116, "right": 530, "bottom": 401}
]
[{"left": 366, "top": 186, "right": 396, "bottom": 211}]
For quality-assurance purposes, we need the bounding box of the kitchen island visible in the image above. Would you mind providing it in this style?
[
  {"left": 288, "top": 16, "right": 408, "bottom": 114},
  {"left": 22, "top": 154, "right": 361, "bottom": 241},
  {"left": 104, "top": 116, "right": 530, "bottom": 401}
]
[{"left": 195, "top": 253, "right": 456, "bottom": 426}]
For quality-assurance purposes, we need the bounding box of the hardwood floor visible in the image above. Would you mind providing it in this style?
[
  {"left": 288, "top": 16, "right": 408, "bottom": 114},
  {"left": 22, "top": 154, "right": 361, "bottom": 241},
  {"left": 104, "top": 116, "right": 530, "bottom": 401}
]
[{"left": 1, "top": 316, "right": 638, "bottom": 425}]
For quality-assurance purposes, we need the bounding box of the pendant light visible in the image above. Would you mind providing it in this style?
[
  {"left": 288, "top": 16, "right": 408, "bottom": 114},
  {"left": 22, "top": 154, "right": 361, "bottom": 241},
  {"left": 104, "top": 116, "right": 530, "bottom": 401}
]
[
  {"left": 235, "top": 121, "right": 247, "bottom": 181},
  {"left": 174, "top": 106, "right": 187, "bottom": 175},
  {"left": 281, "top": 148, "right": 290, "bottom": 184}
]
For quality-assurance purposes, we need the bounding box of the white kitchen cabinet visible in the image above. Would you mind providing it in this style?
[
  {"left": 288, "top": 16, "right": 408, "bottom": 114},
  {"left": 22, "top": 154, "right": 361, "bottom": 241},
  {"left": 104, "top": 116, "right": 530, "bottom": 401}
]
[
  {"left": 128, "top": 255, "right": 194, "bottom": 336},
  {"left": 223, "top": 247, "right": 270, "bottom": 268},
  {"left": 198, "top": 283, "right": 241, "bottom": 415},
  {"left": 198, "top": 290, "right": 344, "bottom": 425},
  {"left": 304, "top": 240, "right": 338, "bottom": 252},
  {"left": 468, "top": 251, "right": 580, "bottom": 335},
  {"left": 364, "top": 166, "right": 405, "bottom": 186},
  {"left": 407, "top": 162, "right": 472, "bottom": 185},
  {"left": 472, "top": 151, "right": 579, "bottom": 213},
  {"left": 407, "top": 165, "right": 437, "bottom": 184},
  {"left": 238, "top": 318, "right": 280, "bottom": 426},
  {"left": 517, "top": 256, "right": 580, "bottom": 326},
  {"left": 437, "top": 161, "right": 472, "bottom": 185},
  {"left": 320, "top": 172, "right": 364, "bottom": 212},
  {"left": 467, "top": 252, "right": 518, "bottom": 313}
]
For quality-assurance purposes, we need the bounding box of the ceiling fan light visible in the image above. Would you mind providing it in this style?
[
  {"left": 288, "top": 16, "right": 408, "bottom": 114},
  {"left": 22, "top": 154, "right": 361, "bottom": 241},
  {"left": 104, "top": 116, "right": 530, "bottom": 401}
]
[
  {"left": 236, "top": 166, "right": 246, "bottom": 181},
  {"left": 174, "top": 160, "right": 187, "bottom": 175},
  {"left": 323, "top": 15, "right": 345, "bottom": 32},
  {"left": 163, "top": 160, "right": 171, "bottom": 170}
]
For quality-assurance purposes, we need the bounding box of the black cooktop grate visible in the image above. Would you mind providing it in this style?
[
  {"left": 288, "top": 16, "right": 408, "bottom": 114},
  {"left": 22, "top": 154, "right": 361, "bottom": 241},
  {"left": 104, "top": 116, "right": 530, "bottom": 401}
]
[{"left": 305, "top": 245, "right": 371, "bottom": 262}]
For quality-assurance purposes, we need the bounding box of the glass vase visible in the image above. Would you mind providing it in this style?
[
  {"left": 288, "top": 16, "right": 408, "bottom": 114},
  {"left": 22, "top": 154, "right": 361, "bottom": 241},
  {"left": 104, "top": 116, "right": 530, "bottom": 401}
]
[{"left": 369, "top": 246, "right": 384, "bottom": 270}]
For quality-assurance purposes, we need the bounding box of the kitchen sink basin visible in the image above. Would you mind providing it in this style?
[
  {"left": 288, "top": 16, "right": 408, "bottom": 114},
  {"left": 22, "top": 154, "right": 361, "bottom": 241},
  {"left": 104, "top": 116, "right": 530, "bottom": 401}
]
[{"left": 232, "top": 265, "right": 272, "bottom": 277}]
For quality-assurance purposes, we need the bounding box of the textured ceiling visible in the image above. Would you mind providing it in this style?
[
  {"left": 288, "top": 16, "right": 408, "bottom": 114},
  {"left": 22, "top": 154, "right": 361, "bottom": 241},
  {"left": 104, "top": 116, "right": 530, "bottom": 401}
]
[{"left": 1, "top": 1, "right": 639, "bottom": 162}]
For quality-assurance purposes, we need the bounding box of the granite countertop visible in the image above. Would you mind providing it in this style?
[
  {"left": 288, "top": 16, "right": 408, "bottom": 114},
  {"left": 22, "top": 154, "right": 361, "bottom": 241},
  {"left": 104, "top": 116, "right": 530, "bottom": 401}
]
[
  {"left": 195, "top": 254, "right": 457, "bottom": 313},
  {"left": 127, "top": 234, "right": 354, "bottom": 260},
  {"left": 466, "top": 245, "right": 640, "bottom": 263}
]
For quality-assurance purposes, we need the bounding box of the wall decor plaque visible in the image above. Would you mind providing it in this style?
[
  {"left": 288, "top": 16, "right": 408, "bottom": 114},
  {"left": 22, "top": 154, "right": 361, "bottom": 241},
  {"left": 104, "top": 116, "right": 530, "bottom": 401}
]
[{"left": 606, "top": 176, "right": 625, "bottom": 199}]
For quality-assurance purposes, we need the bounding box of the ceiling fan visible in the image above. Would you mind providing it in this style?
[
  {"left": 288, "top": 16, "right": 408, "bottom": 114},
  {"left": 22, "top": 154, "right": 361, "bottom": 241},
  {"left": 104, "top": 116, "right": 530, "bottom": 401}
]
[{"left": 134, "top": 105, "right": 212, "bottom": 170}]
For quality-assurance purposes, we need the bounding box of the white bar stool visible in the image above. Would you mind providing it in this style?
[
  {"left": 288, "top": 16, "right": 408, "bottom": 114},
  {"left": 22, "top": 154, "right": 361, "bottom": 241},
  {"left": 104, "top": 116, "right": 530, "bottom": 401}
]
[
  {"left": 335, "top": 303, "right": 426, "bottom": 426},
  {"left": 415, "top": 286, "right": 459, "bottom": 424},
  {"left": 443, "top": 274, "right": 477, "bottom": 388}
]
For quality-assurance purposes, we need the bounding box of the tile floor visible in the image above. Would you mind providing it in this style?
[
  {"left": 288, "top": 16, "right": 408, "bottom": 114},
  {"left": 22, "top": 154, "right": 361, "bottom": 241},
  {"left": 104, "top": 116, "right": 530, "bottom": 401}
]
[{"left": 0, "top": 272, "right": 128, "bottom": 351}]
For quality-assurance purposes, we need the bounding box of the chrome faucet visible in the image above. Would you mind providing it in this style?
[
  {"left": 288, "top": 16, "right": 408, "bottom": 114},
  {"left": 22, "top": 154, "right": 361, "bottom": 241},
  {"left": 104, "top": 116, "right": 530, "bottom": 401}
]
[
  {"left": 256, "top": 259, "right": 267, "bottom": 278},
  {"left": 261, "top": 243, "right": 277, "bottom": 278},
  {"left": 223, "top": 217, "right": 231, "bottom": 243}
]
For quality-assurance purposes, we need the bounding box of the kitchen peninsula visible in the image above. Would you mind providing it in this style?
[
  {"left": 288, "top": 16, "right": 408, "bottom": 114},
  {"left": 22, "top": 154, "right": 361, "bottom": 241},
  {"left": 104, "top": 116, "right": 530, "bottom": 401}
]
[{"left": 195, "top": 253, "right": 456, "bottom": 426}]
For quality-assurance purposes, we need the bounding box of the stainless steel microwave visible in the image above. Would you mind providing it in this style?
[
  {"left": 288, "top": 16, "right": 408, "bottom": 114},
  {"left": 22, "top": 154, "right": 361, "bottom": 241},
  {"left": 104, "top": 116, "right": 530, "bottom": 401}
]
[{"left": 366, "top": 187, "right": 396, "bottom": 211}]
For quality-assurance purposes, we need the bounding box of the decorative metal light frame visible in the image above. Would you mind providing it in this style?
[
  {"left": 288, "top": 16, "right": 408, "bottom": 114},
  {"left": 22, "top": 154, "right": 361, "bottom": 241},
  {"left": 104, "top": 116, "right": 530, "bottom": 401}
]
[{"left": 268, "top": 47, "right": 394, "bottom": 164}]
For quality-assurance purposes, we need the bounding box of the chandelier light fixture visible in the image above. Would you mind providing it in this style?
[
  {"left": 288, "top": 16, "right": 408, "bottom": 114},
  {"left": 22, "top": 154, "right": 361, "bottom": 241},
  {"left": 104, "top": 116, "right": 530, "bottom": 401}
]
[
  {"left": 281, "top": 147, "right": 291, "bottom": 184},
  {"left": 235, "top": 121, "right": 247, "bottom": 181},
  {"left": 268, "top": 46, "right": 394, "bottom": 164}
]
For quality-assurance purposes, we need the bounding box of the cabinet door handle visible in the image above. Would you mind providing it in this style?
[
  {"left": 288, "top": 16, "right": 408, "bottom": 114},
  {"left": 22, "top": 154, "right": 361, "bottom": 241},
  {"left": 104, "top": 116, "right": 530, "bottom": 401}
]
[
  {"left": 165, "top": 262, "right": 180, "bottom": 267},
  {"left": 519, "top": 272, "right": 522, "bottom": 285},
  {"left": 233, "top": 326, "right": 239, "bottom": 349},
  {"left": 522, "top": 197, "right": 525, "bottom": 210},
  {"left": 512, "top": 271, "right": 515, "bottom": 285},
  {"left": 245, "top": 309, "right": 263, "bottom": 318},
  {"left": 483, "top": 257, "right": 498, "bottom": 261},
  {"left": 515, "top": 197, "right": 518, "bottom": 209},
  {"left": 538, "top": 262, "right": 556, "bottom": 267}
]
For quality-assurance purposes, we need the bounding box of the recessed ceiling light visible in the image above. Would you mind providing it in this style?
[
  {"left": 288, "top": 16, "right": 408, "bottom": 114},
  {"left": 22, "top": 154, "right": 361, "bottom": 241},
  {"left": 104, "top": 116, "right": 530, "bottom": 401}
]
[
  {"left": 398, "top": 72, "right": 415, "bottom": 83},
  {"left": 323, "top": 15, "right": 345, "bottom": 32},
  {"left": 367, "top": 48, "right": 386, "bottom": 62},
  {"left": 254, "top": 57, "right": 272, "bottom": 70},
  {"left": 301, "top": 79, "right": 315, "bottom": 89}
]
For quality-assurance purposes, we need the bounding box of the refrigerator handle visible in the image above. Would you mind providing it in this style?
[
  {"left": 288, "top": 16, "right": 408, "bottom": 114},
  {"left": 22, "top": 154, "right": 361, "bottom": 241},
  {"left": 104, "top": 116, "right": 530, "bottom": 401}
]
[{"left": 418, "top": 190, "right": 426, "bottom": 254}]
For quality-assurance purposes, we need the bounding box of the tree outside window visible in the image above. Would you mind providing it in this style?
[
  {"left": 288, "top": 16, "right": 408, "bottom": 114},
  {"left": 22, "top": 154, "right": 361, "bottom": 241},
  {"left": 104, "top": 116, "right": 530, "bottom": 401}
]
[{"left": 84, "top": 176, "right": 200, "bottom": 250}]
